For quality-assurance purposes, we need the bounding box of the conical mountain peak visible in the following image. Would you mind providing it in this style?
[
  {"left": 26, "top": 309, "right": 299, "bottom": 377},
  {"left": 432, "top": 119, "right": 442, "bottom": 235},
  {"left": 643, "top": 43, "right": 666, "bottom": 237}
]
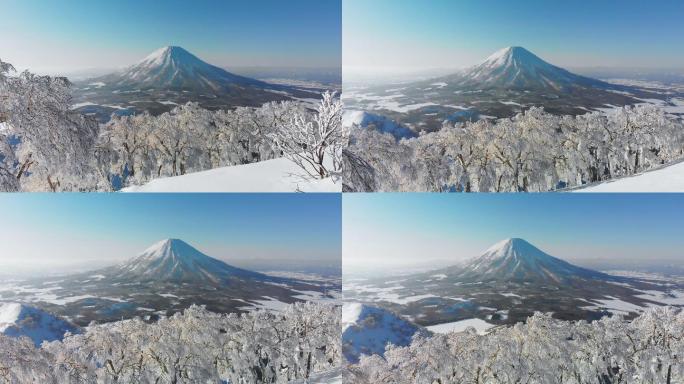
[
  {"left": 108, "top": 238, "right": 262, "bottom": 284},
  {"left": 458, "top": 238, "right": 606, "bottom": 283},
  {"left": 453, "top": 46, "right": 605, "bottom": 91},
  {"left": 484, "top": 237, "right": 541, "bottom": 257},
  {"left": 110, "top": 46, "right": 266, "bottom": 93}
]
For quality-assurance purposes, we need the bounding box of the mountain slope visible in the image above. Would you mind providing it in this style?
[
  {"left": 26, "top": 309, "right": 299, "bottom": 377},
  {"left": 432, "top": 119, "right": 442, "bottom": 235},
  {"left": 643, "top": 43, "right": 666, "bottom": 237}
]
[
  {"left": 104, "top": 238, "right": 264, "bottom": 285},
  {"left": 443, "top": 46, "right": 610, "bottom": 91},
  {"left": 120, "top": 155, "right": 341, "bottom": 192},
  {"left": 0, "top": 303, "right": 79, "bottom": 346},
  {"left": 73, "top": 46, "right": 321, "bottom": 119},
  {"left": 346, "top": 46, "right": 666, "bottom": 131},
  {"left": 342, "top": 303, "right": 429, "bottom": 363},
  {"left": 453, "top": 238, "right": 608, "bottom": 284},
  {"left": 571, "top": 158, "right": 684, "bottom": 192},
  {"left": 99, "top": 46, "right": 268, "bottom": 93}
]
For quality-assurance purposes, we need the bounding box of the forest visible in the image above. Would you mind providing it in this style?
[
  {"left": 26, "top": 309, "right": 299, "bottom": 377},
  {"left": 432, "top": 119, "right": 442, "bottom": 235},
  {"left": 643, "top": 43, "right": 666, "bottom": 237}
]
[
  {"left": 347, "top": 306, "right": 683, "bottom": 384},
  {"left": 0, "top": 302, "right": 341, "bottom": 384},
  {"left": 344, "top": 105, "right": 684, "bottom": 192},
  {"left": 0, "top": 59, "right": 344, "bottom": 192}
]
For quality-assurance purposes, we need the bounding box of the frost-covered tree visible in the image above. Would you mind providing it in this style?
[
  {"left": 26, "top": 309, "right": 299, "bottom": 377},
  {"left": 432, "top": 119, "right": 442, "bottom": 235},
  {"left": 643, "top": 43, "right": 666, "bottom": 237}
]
[
  {"left": 345, "top": 105, "right": 684, "bottom": 192},
  {"left": 269, "top": 91, "right": 345, "bottom": 180},
  {"left": 349, "top": 306, "right": 684, "bottom": 384},
  {"left": 0, "top": 59, "right": 102, "bottom": 192},
  {"left": 0, "top": 302, "right": 341, "bottom": 384}
]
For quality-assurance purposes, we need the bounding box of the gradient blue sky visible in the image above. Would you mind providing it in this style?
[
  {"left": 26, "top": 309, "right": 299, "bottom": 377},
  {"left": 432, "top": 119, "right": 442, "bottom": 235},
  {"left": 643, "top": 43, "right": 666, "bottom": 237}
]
[
  {"left": 0, "top": 194, "right": 341, "bottom": 275},
  {"left": 0, "top": 0, "right": 341, "bottom": 74},
  {"left": 344, "top": 0, "right": 684, "bottom": 71},
  {"left": 343, "top": 194, "right": 684, "bottom": 273}
]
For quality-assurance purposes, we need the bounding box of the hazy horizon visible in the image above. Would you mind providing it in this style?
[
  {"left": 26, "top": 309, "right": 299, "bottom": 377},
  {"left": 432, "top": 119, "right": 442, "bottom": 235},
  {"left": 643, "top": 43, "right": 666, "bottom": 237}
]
[
  {"left": 343, "top": 194, "right": 684, "bottom": 275},
  {"left": 0, "top": 0, "right": 341, "bottom": 75},
  {"left": 344, "top": 0, "right": 684, "bottom": 73},
  {"left": 0, "top": 194, "right": 341, "bottom": 277}
]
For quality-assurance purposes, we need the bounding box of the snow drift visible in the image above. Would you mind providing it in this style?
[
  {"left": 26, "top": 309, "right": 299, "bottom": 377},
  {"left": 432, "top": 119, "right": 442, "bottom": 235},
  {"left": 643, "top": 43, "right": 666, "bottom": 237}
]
[
  {"left": 121, "top": 155, "right": 341, "bottom": 192},
  {"left": 342, "top": 303, "right": 429, "bottom": 363},
  {"left": 0, "top": 303, "right": 78, "bottom": 346}
]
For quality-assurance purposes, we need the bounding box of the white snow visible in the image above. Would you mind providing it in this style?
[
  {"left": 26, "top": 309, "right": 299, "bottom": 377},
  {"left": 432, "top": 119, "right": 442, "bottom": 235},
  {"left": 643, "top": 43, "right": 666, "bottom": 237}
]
[
  {"left": 0, "top": 303, "right": 78, "bottom": 346},
  {"left": 635, "top": 289, "right": 684, "bottom": 306},
  {"left": 121, "top": 156, "right": 340, "bottom": 192},
  {"left": 375, "top": 101, "right": 439, "bottom": 113},
  {"left": 240, "top": 296, "right": 290, "bottom": 312},
  {"left": 0, "top": 303, "right": 22, "bottom": 328},
  {"left": 585, "top": 297, "right": 647, "bottom": 316},
  {"left": 342, "top": 303, "right": 425, "bottom": 363},
  {"left": 426, "top": 318, "right": 495, "bottom": 335},
  {"left": 290, "top": 368, "right": 342, "bottom": 384},
  {"left": 573, "top": 159, "right": 684, "bottom": 192},
  {"left": 70, "top": 102, "right": 98, "bottom": 109},
  {"left": 380, "top": 293, "right": 437, "bottom": 305},
  {"left": 343, "top": 110, "right": 415, "bottom": 140}
]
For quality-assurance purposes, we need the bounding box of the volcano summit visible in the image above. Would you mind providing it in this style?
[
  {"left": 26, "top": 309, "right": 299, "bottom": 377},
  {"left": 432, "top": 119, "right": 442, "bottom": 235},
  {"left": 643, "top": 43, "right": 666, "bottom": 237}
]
[{"left": 72, "top": 46, "right": 321, "bottom": 120}]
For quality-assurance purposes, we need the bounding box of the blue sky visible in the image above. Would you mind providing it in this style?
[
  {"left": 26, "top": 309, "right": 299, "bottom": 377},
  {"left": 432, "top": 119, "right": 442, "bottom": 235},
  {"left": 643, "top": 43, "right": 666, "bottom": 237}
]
[
  {"left": 0, "top": 0, "right": 341, "bottom": 73},
  {"left": 0, "top": 194, "right": 341, "bottom": 274},
  {"left": 344, "top": 0, "right": 684, "bottom": 71},
  {"left": 343, "top": 194, "right": 684, "bottom": 273}
]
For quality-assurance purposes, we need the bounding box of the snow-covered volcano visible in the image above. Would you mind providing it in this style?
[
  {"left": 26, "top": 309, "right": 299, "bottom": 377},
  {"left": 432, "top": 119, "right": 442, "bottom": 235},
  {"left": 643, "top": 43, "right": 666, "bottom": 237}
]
[
  {"left": 0, "top": 303, "right": 79, "bottom": 346},
  {"left": 105, "top": 238, "right": 264, "bottom": 285},
  {"left": 445, "top": 46, "right": 609, "bottom": 91},
  {"left": 455, "top": 238, "right": 608, "bottom": 284},
  {"left": 74, "top": 46, "right": 320, "bottom": 119},
  {"left": 104, "top": 46, "right": 267, "bottom": 92}
]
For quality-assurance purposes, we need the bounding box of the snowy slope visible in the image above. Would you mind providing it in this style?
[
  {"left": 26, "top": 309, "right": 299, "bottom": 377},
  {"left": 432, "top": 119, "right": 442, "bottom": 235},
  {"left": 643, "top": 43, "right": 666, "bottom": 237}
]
[
  {"left": 447, "top": 46, "right": 610, "bottom": 91},
  {"left": 426, "top": 318, "right": 495, "bottom": 335},
  {"left": 0, "top": 303, "right": 79, "bottom": 346},
  {"left": 571, "top": 159, "right": 684, "bottom": 192},
  {"left": 342, "top": 303, "right": 428, "bottom": 363},
  {"left": 104, "top": 238, "right": 264, "bottom": 284},
  {"left": 343, "top": 110, "right": 416, "bottom": 140},
  {"left": 454, "top": 238, "right": 608, "bottom": 284},
  {"left": 95, "top": 46, "right": 268, "bottom": 93},
  {"left": 121, "top": 156, "right": 341, "bottom": 192}
]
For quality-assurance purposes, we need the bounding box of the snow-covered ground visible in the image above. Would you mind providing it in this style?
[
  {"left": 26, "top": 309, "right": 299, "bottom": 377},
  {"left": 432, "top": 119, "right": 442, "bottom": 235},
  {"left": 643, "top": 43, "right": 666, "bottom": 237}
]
[
  {"left": 342, "top": 303, "right": 426, "bottom": 363},
  {"left": 290, "top": 368, "right": 343, "bottom": 384},
  {"left": 572, "top": 159, "right": 684, "bottom": 192},
  {"left": 426, "top": 318, "right": 495, "bottom": 335},
  {"left": 0, "top": 302, "right": 78, "bottom": 346},
  {"left": 121, "top": 156, "right": 340, "bottom": 192},
  {"left": 343, "top": 110, "right": 416, "bottom": 140}
]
